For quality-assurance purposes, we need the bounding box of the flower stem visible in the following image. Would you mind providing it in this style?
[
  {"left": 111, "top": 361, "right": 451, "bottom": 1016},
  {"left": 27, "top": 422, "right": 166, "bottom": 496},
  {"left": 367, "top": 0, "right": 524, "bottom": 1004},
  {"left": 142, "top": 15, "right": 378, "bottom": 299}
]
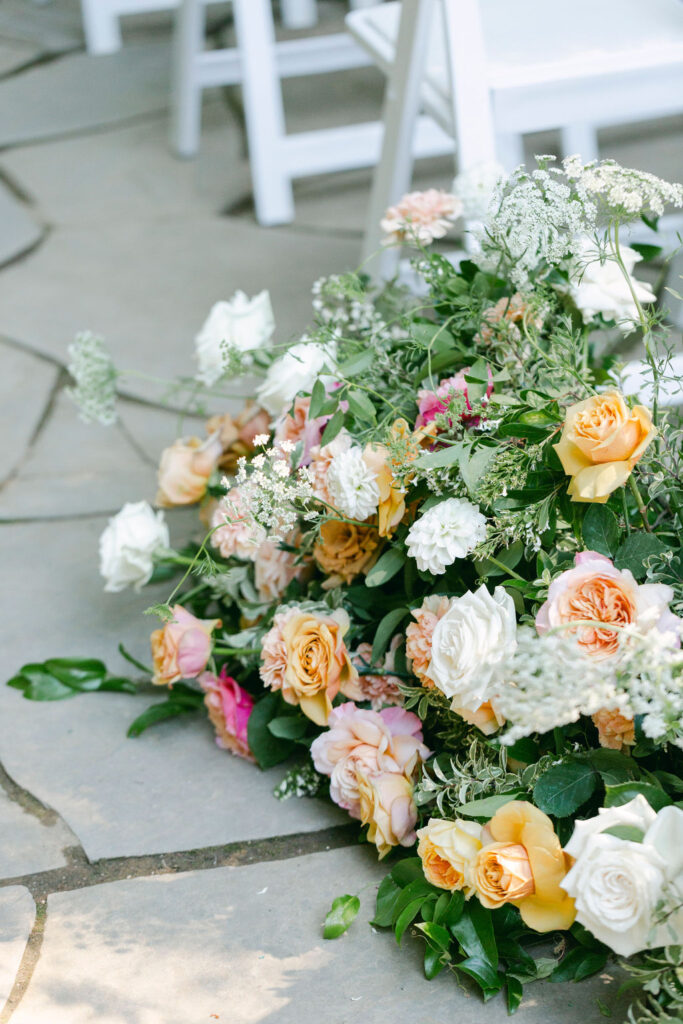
[
  {"left": 486, "top": 555, "right": 525, "bottom": 581},
  {"left": 628, "top": 475, "right": 651, "bottom": 532},
  {"left": 213, "top": 645, "right": 261, "bottom": 657}
]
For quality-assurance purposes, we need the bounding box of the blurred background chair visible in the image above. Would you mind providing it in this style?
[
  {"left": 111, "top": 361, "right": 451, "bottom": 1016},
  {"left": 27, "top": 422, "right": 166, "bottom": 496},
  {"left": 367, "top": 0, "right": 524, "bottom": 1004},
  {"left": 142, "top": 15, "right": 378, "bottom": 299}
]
[{"left": 348, "top": 0, "right": 683, "bottom": 275}]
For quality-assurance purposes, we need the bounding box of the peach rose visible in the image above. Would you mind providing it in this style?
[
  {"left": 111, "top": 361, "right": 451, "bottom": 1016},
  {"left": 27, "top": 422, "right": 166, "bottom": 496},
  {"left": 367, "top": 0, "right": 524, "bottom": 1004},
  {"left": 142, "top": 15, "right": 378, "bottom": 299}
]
[
  {"left": 472, "top": 801, "right": 575, "bottom": 932},
  {"left": 273, "top": 395, "right": 329, "bottom": 466},
  {"left": 199, "top": 668, "right": 254, "bottom": 761},
  {"left": 206, "top": 402, "right": 270, "bottom": 473},
  {"left": 313, "top": 518, "right": 380, "bottom": 586},
  {"left": 381, "top": 189, "right": 462, "bottom": 247},
  {"left": 417, "top": 817, "right": 483, "bottom": 895},
  {"left": 156, "top": 434, "right": 222, "bottom": 508},
  {"left": 405, "top": 595, "right": 451, "bottom": 688},
  {"left": 254, "top": 535, "right": 301, "bottom": 602},
  {"left": 453, "top": 700, "right": 505, "bottom": 736},
  {"left": 310, "top": 702, "right": 429, "bottom": 817},
  {"left": 150, "top": 604, "right": 221, "bottom": 686},
  {"left": 352, "top": 637, "right": 403, "bottom": 710},
  {"left": 357, "top": 769, "right": 418, "bottom": 858},
  {"left": 259, "top": 607, "right": 364, "bottom": 725},
  {"left": 554, "top": 390, "right": 656, "bottom": 503},
  {"left": 210, "top": 486, "right": 265, "bottom": 561},
  {"left": 592, "top": 708, "right": 636, "bottom": 751},
  {"left": 536, "top": 551, "right": 679, "bottom": 660}
]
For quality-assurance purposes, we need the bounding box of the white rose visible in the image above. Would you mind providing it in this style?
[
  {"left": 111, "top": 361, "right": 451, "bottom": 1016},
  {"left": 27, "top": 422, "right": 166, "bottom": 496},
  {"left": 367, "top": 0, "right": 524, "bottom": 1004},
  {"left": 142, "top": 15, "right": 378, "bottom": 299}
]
[
  {"left": 327, "top": 446, "right": 380, "bottom": 521},
  {"left": 563, "top": 795, "right": 657, "bottom": 861},
  {"left": 195, "top": 290, "right": 274, "bottom": 385},
  {"left": 406, "top": 498, "right": 487, "bottom": 575},
  {"left": 99, "top": 501, "right": 169, "bottom": 593},
  {"left": 256, "top": 341, "right": 336, "bottom": 418},
  {"left": 426, "top": 585, "right": 517, "bottom": 711},
  {"left": 565, "top": 238, "right": 655, "bottom": 332}
]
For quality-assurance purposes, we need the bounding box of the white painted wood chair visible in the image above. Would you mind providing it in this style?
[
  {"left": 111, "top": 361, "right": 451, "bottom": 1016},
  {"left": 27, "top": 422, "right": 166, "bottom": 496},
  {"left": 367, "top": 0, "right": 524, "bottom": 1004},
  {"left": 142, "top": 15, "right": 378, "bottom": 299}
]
[
  {"left": 80, "top": 0, "right": 322, "bottom": 54},
  {"left": 169, "top": 0, "right": 453, "bottom": 226},
  {"left": 347, "top": 0, "right": 683, "bottom": 275},
  {"left": 623, "top": 354, "right": 683, "bottom": 408}
]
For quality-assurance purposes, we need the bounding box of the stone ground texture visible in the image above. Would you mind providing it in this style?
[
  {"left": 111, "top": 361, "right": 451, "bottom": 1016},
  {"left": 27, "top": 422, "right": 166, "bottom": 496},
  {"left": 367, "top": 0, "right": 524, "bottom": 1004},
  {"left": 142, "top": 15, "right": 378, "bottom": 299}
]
[{"left": 0, "top": 2, "right": 681, "bottom": 1021}]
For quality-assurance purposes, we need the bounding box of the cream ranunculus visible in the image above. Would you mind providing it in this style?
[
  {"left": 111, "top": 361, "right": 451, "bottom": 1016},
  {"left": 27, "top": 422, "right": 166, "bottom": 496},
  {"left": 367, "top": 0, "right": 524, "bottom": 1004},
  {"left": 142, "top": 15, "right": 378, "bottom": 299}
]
[
  {"left": 566, "top": 238, "right": 656, "bottom": 332},
  {"left": 195, "top": 290, "right": 275, "bottom": 385},
  {"left": 417, "top": 818, "right": 483, "bottom": 895},
  {"left": 426, "top": 585, "right": 517, "bottom": 712},
  {"left": 256, "top": 341, "right": 336, "bottom": 418},
  {"left": 561, "top": 797, "right": 683, "bottom": 955},
  {"left": 554, "top": 390, "right": 656, "bottom": 503},
  {"left": 99, "top": 501, "right": 169, "bottom": 592}
]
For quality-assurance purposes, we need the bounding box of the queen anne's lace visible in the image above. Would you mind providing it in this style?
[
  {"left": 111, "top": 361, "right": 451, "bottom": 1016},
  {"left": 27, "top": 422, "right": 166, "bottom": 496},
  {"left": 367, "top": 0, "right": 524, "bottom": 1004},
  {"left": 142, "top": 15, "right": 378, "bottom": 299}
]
[{"left": 67, "top": 332, "right": 118, "bottom": 425}]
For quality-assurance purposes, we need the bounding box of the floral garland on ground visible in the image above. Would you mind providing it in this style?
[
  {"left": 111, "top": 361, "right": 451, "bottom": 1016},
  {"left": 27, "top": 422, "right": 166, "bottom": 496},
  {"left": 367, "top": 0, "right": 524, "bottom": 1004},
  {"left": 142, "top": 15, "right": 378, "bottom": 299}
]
[{"left": 10, "top": 157, "right": 683, "bottom": 1021}]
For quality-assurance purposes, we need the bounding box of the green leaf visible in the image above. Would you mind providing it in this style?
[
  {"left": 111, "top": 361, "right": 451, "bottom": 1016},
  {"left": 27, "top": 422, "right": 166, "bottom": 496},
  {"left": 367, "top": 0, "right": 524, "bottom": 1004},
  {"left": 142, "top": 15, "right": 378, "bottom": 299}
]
[
  {"left": 604, "top": 780, "right": 672, "bottom": 812},
  {"left": 127, "top": 701, "right": 198, "bottom": 737},
  {"left": 586, "top": 748, "right": 637, "bottom": 786},
  {"left": 460, "top": 445, "right": 497, "bottom": 496},
  {"left": 365, "top": 548, "right": 405, "bottom": 588},
  {"left": 424, "top": 944, "right": 448, "bottom": 980},
  {"left": 44, "top": 658, "right": 107, "bottom": 691},
  {"left": 413, "top": 443, "right": 463, "bottom": 471},
  {"left": 390, "top": 857, "right": 425, "bottom": 888},
  {"left": 323, "top": 894, "right": 360, "bottom": 939},
  {"left": 395, "top": 899, "right": 425, "bottom": 944},
  {"left": 456, "top": 955, "right": 502, "bottom": 997},
  {"left": 507, "top": 976, "right": 524, "bottom": 1014},
  {"left": 614, "top": 534, "right": 668, "bottom": 580},
  {"left": 438, "top": 890, "right": 465, "bottom": 928},
  {"left": 346, "top": 390, "right": 376, "bottom": 424},
  {"left": 417, "top": 921, "right": 451, "bottom": 952},
  {"left": 455, "top": 792, "right": 524, "bottom": 819},
  {"left": 320, "top": 408, "right": 345, "bottom": 446},
  {"left": 603, "top": 824, "right": 645, "bottom": 842},
  {"left": 337, "top": 350, "right": 374, "bottom": 377},
  {"left": 450, "top": 900, "right": 498, "bottom": 970},
  {"left": 582, "top": 504, "right": 620, "bottom": 557},
  {"left": 308, "top": 378, "right": 327, "bottom": 419},
  {"left": 533, "top": 760, "right": 598, "bottom": 818},
  {"left": 392, "top": 879, "right": 436, "bottom": 921},
  {"left": 630, "top": 243, "right": 662, "bottom": 262},
  {"left": 371, "top": 607, "right": 408, "bottom": 664},
  {"left": 12, "top": 664, "right": 77, "bottom": 701},
  {"left": 98, "top": 676, "right": 138, "bottom": 694},
  {"left": 372, "top": 874, "right": 402, "bottom": 927},
  {"left": 267, "top": 715, "right": 308, "bottom": 740},
  {"left": 247, "top": 692, "right": 296, "bottom": 770},
  {"left": 497, "top": 422, "right": 552, "bottom": 442},
  {"left": 550, "top": 947, "right": 607, "bottom": 983}
]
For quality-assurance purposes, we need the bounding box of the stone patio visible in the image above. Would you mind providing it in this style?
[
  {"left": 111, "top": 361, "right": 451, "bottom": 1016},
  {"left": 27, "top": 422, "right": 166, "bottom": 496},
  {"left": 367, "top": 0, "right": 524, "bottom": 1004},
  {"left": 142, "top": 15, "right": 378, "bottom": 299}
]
[{"left": 0, "top": 3, "right": 681, "bottom": 1021}]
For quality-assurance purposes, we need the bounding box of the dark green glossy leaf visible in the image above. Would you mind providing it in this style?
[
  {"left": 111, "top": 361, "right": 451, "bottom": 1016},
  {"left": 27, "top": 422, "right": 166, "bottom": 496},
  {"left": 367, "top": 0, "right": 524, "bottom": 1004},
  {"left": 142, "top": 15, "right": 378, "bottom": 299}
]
[
  {"left": 582, "top": 504, "right": 620, "bottom": 557},
  {"left": 247, "top": 692, "right": 295, "bottom": 770},
  {"left": 456, "top": 955, "right": 502, "bottom": 997},
  {"left": 614, "top": 534, "right": 668, "bottom": 580},
  {"left": 533, "top": 760, "right": 598, "bottom": 818},
  {"left": 604, "top": 780, "right": 672, "bottom": 812},
  {"left": 371, "top": 607, "right": 408, "bottom": 664},
  {"left": 365, "top": 548, "right": 405, "bottom": 588},
  {"left": 267, "top": 715, "right": 308, "bottom": 740},
  {"left": 390, "top": 857, "right": 425, "bottom": 888},
  {"left": 450, "top": 900, "right": 498, "bottom": 969},
  {"left": 395, "top": 898, "right": 425, "bottom": 944},
  {"left": 424, "top": 943, "right": 448, "bottom": 980},
  {"left": 127, "top": 701, "right": 198, "bottom": 737},
  {"left": 372, "top": 874, "right": 402, "bottom": 927},
  {"left": 320, "top": 408, "right": 345, "bottom": 446},
  {"left": 550, "top": 946, "right": 607, "bottom": 983},
  {"left": 507, "top": 976, "right": 524, "bottom": 1014},
  {"left": 417, "top": 921, "right": 451, "bottom": 952}
]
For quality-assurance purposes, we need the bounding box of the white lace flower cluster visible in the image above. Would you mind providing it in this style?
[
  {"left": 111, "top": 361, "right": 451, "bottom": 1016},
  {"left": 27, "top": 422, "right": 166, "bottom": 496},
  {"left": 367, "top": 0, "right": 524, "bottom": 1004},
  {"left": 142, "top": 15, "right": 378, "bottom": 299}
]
[
  {"left": 563, "top": 156, "right": 683, "bottom": 219},
  {"left": 327, "top": 446, "right": 380, "bottom": 521},
  {"left": 67, "top": 332, "right": 118, "bottom": 426},
  {"left": 406, "top": 497, "right": 487, "bottom": 575},
  {"left": 613, "top": 626, "right": 683, "bottom": 750},
  {"left": 494, "top": 627, "right": 620, "bottom": 744},
  {"left": 452, "top": 161, "right": 506, "bottom": 222},
  {"left": 234, "top": 437, "right": 315, "bottom": 540}
]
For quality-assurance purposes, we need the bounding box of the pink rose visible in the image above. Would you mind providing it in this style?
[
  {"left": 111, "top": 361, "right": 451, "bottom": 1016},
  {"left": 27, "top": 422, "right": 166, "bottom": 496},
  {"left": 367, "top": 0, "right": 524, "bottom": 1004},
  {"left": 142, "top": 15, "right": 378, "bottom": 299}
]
[
  {"left": 310, "top": 702, "right": 429, "bottom": 818},
  {"left": 200, "top": 669, "right": 255, "bottom": 761},
  {"left": 150, "top": 604, "right": 221, "bottom": 685},
  {"left": 415, "top": 368, "right": 493, "bottom": 430},
  {"left": 536, "top": 550, "right": 680, "bottom": 659}
]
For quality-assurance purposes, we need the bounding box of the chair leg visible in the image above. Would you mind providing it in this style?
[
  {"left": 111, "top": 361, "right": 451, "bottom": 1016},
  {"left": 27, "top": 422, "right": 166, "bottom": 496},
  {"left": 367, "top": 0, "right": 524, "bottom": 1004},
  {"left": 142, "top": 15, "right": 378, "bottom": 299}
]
[
  {"left": 442, "top": 0, "right": 496, "bottom": 170},
  {"left": 170, "top": 0, "right": 206, "bottom": 157},
  {"left": 280, "top": 0, "right": 318, "bottom": 29},
  {"left": 560, "top": 123, "right": 599, "bottom": 164},
  {"left": 362, "top": 0, "right": 435, "bottom": 277},
  {"left": 233, "top": 0, "right": 295, "bottom": 225},
  {"left": 80, "top": 0, "right": 122, "bottom": 54}
]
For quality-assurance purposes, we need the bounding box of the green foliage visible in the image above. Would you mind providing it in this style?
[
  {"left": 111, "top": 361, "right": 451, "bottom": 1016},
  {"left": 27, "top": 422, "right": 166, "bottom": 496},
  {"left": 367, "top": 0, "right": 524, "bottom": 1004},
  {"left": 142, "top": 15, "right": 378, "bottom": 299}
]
[
  {"left": 323, "top": 894, "right": 361, "bottom": 939},
  {"left": 8, "top": 657, "right": 137, "bottom": 701},
  {"left": 126, "top": 683, "right": 204, "bottom": 737}
]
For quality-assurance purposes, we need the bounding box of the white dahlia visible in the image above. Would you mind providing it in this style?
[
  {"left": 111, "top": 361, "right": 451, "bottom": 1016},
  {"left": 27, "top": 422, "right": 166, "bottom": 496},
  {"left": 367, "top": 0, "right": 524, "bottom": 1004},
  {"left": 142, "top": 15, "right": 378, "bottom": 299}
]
[
  {"left": 406, "top": 498, "right": 487, "bottom": 575},
  {"left": 326, "top": 447, "right": 380, "bottom": 521}
]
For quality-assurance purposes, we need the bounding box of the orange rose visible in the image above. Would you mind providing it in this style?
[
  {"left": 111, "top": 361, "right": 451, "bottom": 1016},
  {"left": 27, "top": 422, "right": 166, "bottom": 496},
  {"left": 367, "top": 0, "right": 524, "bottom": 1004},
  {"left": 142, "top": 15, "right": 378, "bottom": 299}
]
[
  {"left": 156, "top": 434, "right": 222, "bottom": 507},
  {"left": 313, "top": 518, "right": 380, "bottom": 586},
  {"left": 592, "top": 708, "right": 636, "bottom": 750},
  {"left": 554, "top": 390, "right": 656, "bottom": 503},
  {"left": 472, "top": 801, "right": 575, "bottom": 932}
]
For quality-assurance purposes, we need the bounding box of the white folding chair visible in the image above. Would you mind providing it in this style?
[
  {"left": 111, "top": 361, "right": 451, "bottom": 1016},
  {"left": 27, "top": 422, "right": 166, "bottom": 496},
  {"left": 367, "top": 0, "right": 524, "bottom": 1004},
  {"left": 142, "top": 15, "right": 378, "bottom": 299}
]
[
  {"left": 170, "top": 0, "right": 453, "bottom": 226},
  {"left": 347, "top": 0, "right": 683, "bottom": 275},
  {"left": 80, "top": 0, "right": 321, "bottom": 54}
]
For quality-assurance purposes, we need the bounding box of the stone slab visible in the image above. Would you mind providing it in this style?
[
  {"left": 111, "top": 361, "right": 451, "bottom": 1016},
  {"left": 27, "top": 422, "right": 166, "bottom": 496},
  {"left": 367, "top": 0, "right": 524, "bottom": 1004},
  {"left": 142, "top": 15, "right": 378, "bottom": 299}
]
[
  {"left": 0, "top": 217, "right": 358, "bottom": 403},
  {"left": 118, "top": 400, "right": 211, "bottom": 466},
  {"left": 0, "top": 0, "right": 82, "bottom": 54},
  {"left": 12, "top": 848, "right": 629, "bottom": 1024},
  {"left": 0, "top": 180, "right": 43, "bottom": 268},
  {"left": 0, "top": 390, "right": 159, "bottom": 519},
  {"left": 0, "top": 786, "right": 74, "bottom": 879},
  {"left": 0, "top": 516, "right": 344, "bottom": 860},
  {"left": 0, "top": 38, "right": 39, "bottom": 77},
  {"left": 0, "top": 886, "right": 34, "bottom": 1008},
  {"left": 0, "top": 99, "right": 250, "bottom": 228},
  {"left": 0, "top": 42, "right": 171, "bottom": 148},
  {"left": 0, "top": 340, "right": 58, "bottom": 485}
]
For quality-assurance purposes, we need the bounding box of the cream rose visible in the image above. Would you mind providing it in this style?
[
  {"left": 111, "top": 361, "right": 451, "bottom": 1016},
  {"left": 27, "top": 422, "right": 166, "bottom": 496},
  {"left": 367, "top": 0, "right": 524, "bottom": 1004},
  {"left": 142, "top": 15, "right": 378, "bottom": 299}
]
[
  {"left": 357, "top": 770, "right": 418, "bottom": 859},
  {"left": 426, "top": 585, "right": 517, "bottom": 712},
  {"left": 566, "top": 238, "right": 656, "bottom": 332},
  {"left": 561, "top": 797, "right": 683, "bottom": 955},
  {"left": 99, "top": 501, "right": 169, "bottom": 592},
  {"left": 417, "top": 818, "right": 483, "bottom": 895},
  {"left": 195, "top": 290, "right": 275, "bottom": 385},
  {"left": 554, "top": 390, "right": 656, "bottom": 503},
  {"left": 256, "top": 341, "right": 335, "bottom": 418}
]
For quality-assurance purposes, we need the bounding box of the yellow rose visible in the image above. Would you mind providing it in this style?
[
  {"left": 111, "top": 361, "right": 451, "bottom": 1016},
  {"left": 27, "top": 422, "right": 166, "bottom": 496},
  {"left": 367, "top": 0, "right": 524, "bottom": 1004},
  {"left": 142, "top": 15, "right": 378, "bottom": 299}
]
[
  {"left": 313, "top": 518, "right": 380, "bottom": 586},
  {"left": 279, "top": 608, "right": 364, "bottom": 725},
  {"left": 452, "top": 700, "right": 505, "bottom": 736},
  {"left": 554, "top": 390, "right": 656, "bottom": 503},
  {"left": 417, "top": 817, "right": 483, "bottom": 894},
  {"left": 357, "top": 770, "right": 417, "bottom": 859},
  {"left": 472, "top": 801, "right": 576, "bottom": 932}
]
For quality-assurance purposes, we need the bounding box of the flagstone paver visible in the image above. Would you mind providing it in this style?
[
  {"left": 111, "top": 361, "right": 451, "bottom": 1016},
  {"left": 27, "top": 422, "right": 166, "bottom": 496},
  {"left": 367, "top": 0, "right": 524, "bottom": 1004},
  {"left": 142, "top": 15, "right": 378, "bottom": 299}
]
[
  {"left": 0, "top": 0, "right": 83, "bottom": 55},
  {"left": 0, "top": 38, "right": 39, "bottom": 78},
  {"left": 0, "top": 787, "right": 74, "bottom": 879},
  {"left": 0, "top": 180, "right": 43, "bottom": 268},
  {"left": 0, "top": 887, "right": 34, "bottom": 1009},
  {"left": 10, "top": 847, "right": 629, "bottom": 1024},
  {"left": 0, "top": 340, "right": 58, "bottom": 485}
]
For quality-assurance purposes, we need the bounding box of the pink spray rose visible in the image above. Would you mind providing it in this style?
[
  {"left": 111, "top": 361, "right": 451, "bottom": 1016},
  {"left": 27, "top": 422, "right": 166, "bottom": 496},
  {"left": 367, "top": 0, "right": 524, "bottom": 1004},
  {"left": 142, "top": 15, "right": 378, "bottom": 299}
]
[
  {"left": 310, "top": 702, "right": 429, "bottom": 818},
  {"left": 536, "top": 550, "right": 680, "bottom": 660},
  {"left": 150, "top": 604, "right": 221, "bottom": 686},
  {"left": 415, "top": 368, "right": 493, "bottom": 430},
  {"left": 200, "top": 669, "right": 255, "bottom": 761}
]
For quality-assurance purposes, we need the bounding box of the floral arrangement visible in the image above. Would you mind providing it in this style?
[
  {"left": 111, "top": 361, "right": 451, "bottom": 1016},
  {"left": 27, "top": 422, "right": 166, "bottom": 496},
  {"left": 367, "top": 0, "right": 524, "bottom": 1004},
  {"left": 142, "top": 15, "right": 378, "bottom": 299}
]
[{"left": 10, "top": 157, "right": 683, "bottom": 1021}]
